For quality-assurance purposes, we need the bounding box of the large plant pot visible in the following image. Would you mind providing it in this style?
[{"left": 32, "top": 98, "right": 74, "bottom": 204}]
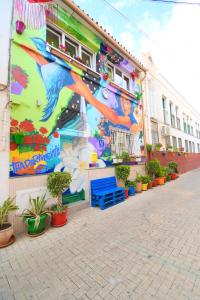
[
  {"left": 128, "top": 187, "right": 135, "bottom": 196},
  {"left": 26, "top": 214, "right": 48, "bottom": 236},
  {"left": 135, "top": 182, "right": 142, "bottom": 193},
  {"left": 148, "top": 181, "right": 153, "bottom": 189},
  {"left": 142, "top": 183, "right": 148, "bottom": 191},
  {"left": 156, "top": 177, "right": 165, "bottom": 185},
  {"left": 0, "top": 223, "right": 14, "bottom": 247},
  {"left": 170, "top": 173, "right": 177, "bottom": 180},
  {"left": 124, "top": 189, "right": 129, "bottom": 199},
  {"left": 51, "top": 209, "right": 67, "bottom": 227},
  {"left": 152, "top": 179, "right": 158, "bottom": 187}
]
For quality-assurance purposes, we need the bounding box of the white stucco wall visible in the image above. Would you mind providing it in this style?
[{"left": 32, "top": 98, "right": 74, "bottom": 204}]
[
  {"left": 0, "top": 0, "right": 13, "bottom": 204},
  {"left": 143, "top": 54, "right": 200, "bottom": 152}
]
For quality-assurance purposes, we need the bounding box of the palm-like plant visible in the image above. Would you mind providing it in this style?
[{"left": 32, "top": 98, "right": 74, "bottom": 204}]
[
  {"left": 21, "top": 194, "right": 49, "bottom": 229},
  {"left": 0, "top": 198, "right": 18, "bottom": 229}
]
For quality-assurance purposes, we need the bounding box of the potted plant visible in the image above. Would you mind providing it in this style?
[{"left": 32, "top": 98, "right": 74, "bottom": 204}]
[
  {"left": 167, "top": 145, "right": 173, "bottom": 152},
  {"left": 121, "top": 152, "right": 131, "bottom": 162},
  {"left": 146, "top": 143, "right": 152, "bottom": 159},
  {"left": 115, "top": 165, "right": 130, "bottom": 198},
  {"left": 21, "top": 194, "right": 50, "bottom": 236},
  {"left": 166, "top": 167, "right": 172, "bottom": 182},
  {"left": 146, "top": 159, "right": 161, "bottom": 187},
  {"left": 0, "top": 198, "right": 18, "bottom": 248},
  {"left": 47, "top": 172, "right": 72, "bottom": 227},
  {"left": 155, "top": 143, "right": 162, "bottom": 151},
  {"left": 141, "top": 176, "right": 149, "bottom": 191},
  {"left": 155, "top": 167, "right": 165, "bottom": 185},
  {"left": 125, "top": 180, "right": 136, "bottom": 196},
  {"left": 168, "top": 162, "right": 178, "bottom": 180},
  {"left": 147, "top": 175, "right": 153, "bottom": 189},
  {"left": 135, "top": 175, "right": 143, "bottom": 193}
]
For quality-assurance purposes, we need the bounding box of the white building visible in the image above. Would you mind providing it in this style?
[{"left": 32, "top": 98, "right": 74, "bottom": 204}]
[{"left": 143, "top": 54, "right": 200, "bottom": 153}]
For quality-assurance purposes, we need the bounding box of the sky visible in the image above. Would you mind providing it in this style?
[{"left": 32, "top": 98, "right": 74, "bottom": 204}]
[{"left": 73, "top": 0, "right": 200, "bottom": 113}]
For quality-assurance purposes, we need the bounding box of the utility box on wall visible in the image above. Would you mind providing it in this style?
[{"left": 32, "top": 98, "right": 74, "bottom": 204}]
[{"left": 0, "top": 0, "right": 13, "bottom": 86}]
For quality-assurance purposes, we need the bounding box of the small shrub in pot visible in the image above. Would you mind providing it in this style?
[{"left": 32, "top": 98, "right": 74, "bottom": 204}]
[{"left": 47, "top": 172, "right": 72, "bottom": 227}]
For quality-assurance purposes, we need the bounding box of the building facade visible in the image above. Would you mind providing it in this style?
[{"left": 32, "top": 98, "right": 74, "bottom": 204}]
[
  {"left": 144, "top": 55, "right": 200, "bottom": 153},
  {"left": 0, "top": 0, "right": 146, "bottom": 210}
]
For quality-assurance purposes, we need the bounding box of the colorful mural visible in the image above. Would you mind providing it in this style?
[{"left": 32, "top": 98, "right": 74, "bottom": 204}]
[{"left": 10, "top": 0, "right": 144, "bottom": 202}]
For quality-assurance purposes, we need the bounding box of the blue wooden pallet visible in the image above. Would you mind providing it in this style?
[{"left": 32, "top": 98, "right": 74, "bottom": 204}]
[{"left": 91, "top": 176, "right": 125, "bottom": 210}]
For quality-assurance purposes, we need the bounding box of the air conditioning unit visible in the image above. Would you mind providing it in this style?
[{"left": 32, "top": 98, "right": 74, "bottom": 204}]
[{"left": 161, "top": 126, "right": 170, "bottom": 136}]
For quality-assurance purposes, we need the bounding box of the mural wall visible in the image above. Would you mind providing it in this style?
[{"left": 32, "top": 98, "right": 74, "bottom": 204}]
[{"left": 10, "top": 0, "right": 144, "bottom": 202}]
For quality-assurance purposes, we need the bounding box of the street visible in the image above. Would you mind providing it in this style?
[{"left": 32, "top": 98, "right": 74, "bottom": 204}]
[{"left": 1, "top": 169, "right": 200, "bottom": 300}]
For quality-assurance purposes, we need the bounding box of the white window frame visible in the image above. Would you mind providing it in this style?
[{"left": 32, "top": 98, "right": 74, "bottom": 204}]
[
  {"left": 46, "top": 23, "right": 95, "bottom": 70},
  {"left": 110, "top": 126, "right": 134, "bottom": 155},
  {"left": 106, "top": 61, "right": 131, "bottom": 92},
  {"left": 65, "top": 36, "right": 78, "bottom": 58},
  {"left": 46, "top": 24, "right": 62, "bottom": 48}
]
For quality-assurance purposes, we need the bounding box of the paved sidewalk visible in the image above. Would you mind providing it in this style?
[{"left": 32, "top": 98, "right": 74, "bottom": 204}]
[{"left": 1, "top": 169, "right": 200, "bottom": 300}]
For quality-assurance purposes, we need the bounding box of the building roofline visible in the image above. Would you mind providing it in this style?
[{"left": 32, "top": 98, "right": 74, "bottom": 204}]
[{"left": 61, "top": 0, "right": 147, "bottom": 72}]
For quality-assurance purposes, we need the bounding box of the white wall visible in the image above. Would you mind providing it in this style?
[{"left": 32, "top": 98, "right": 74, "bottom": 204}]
[
  {"left": 143, "top": 54, "right": 200, "bottom": 152},
  {"left": 0, "top": 0, "right": 13, "bottom": 204}
]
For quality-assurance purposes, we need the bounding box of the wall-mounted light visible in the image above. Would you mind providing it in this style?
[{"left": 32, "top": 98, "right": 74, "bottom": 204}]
[{"left": 16, "top": 20, "right": 26, "bottom": 35}]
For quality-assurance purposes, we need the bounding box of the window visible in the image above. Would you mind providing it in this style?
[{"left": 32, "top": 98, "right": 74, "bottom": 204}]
[
  {"left": 172, "top": 136, "right": 177, "bottom": 149},
  {"left": 191, "top": 126, "right": 193, "bottom": 136},
  {"left": 185, "top": 140, "right": 189, "bottom": 152},
  {"left": 65, "top": 37, "right": 78, "bottom": 58},
  {"left": 176, "top": 106, "right": 181, "bottom": 130},
  {"left": 123, "top": 76, "right": 130, "bottom": 91},
  {"left": 197, "top": 143, "right": 200, "bottom": 152},
  {"left": 115, "top": 69, "right": 123, "bottom": 87},
  {"left": 46, "top": 24, "right": 94, "bottom": 69},
  {"left": 108, "top": 64, "right": 131, "bottom": 91},
  {"left": 151, "top": 121, "right": 159, "bottom": 147},
  {"left": 192, "top": 142, "right": 195, "bottom": 153},
  {"left": 46, "top": 25, "right": 61, "bottom": 48},
  {"left": 178, "top": 138, "right": 182, "bottom": 149},
  {"left": 162, "top": 96, "right": 168, "bottom": 124},
  {"left": 170, "top": 102, "right": 175, "bottom": 127},
  {"left": 189, "top": 141, "right": 192, "bottom": 152},
  {"left": 81, "top": 48, "right": 93, "bottom": 68},
  {"left": 107, "top": 64, "right": 114, "bottom": 80},
  {"left": 110, "top": 127, "right": 134, "bottom": 155}
]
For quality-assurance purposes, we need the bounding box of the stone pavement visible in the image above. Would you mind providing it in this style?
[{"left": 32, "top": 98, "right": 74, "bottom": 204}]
[{"left": 1, "top": 169, "right": 200, "bottom": 300}]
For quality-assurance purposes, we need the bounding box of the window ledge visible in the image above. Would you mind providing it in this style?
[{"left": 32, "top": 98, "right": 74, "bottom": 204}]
[
  {"left": 47, "top": 45, "right": 100, "bottom": 79},
  {"left": 109, "top": 81, "right": 137, "bottom": 100}
]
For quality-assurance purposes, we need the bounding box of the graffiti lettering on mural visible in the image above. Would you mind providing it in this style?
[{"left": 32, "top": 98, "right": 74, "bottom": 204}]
[{"left": 11, "top": 145, "right": 60, "bottom": 175}]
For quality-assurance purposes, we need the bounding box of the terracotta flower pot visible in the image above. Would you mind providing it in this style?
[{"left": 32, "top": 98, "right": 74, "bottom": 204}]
[
  {"left": 170, "top": 173, "right": 177, "bottom": 180},
  {"left": 152, "top": 179, "right": 158, "bottom": 187},
  {"left": 135, "top": 181, "right": 142, "bottom": 193},
  {"left": 0, "top": 223, "right": 13, "bottom": 247},
  {"left": 156, "top": 177, "right": 165, "bottom": 185},
  {"left": 148, "top": 181, "right": 153, "bottom": 189},
  {"left": 51, "top": 209, "right": 67, "bottom": 227},
  {"left": 124, "top": 189, "right": 129, "bottom": 199}
]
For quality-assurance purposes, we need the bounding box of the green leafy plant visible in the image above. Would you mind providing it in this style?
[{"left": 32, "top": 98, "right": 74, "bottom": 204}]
[
  {"left": 21, "top": 194, "right": 49, "bottom": 229},
  {"left": 121, "top": 152, "right": 130, "bottom": 162},
  {"left": 0, "top": 198, "right": 18, "bottom": 229},
  {"left": 135, "top": 174, "right": 143, "bottom": 183},
  {"left": 125, "top": 180, "right": 136, "bottom": 188},
  {"left": 141, "top": 176, "right": 150, "bottom": 184},
  {"left": 156, "top": 167, "right": 165, "bottom": 178},
  {"left": 146, "top": 159, "right": 161, "bottom": 179},
  {"left": 47, "top": 172, "right": 72, "bottom": 210},
  {"left": 155, "top": 143, "right": 162, "bottom": 151},
  {"left": 115, "top": 165, "right": 130, "bottom": 186},
  {"left": 168, "top": 161, "right": 178, "bottom": 173},
  {"left": 146, "top": 144, "right": 152, "bottom": 153}
]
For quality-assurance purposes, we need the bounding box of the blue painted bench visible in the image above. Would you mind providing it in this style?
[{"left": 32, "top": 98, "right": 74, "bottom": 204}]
[{"left": 91, "top": 176, "right": 125, "bottom": 210}]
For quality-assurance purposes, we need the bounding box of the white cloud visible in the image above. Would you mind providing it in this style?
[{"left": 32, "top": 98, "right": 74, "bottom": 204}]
[
  {"left": 139, "top": 4, "right": 200, "bottom": 113},
  {"left": 119, "top": 31, "right": 136, "bottom": 52},
  {"left": 111, "top": 0, "right": 137, "bottom": 10}
]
